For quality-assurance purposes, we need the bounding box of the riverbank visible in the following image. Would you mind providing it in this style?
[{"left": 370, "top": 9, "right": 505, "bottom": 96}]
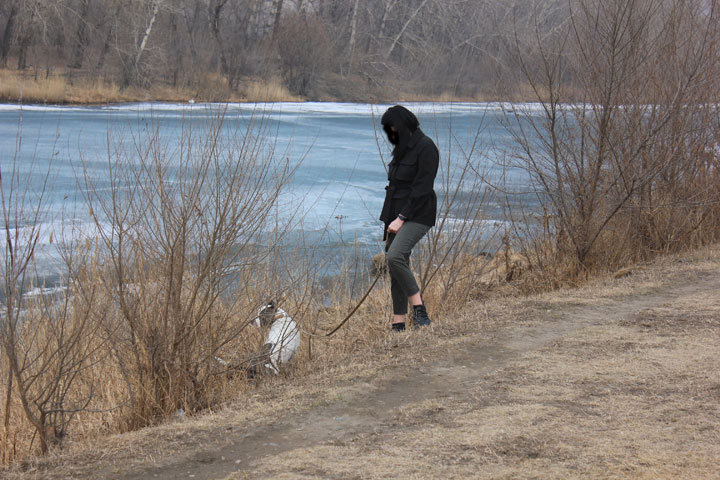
[
  {"left": 0, "top": 69, "right": 304, "bottom": 105},
  {"left": 0, "top": 69, "right": 505, "bottom": 106},
  {"left": 4, "top": 244, "right": 719, "bottom": 479}
]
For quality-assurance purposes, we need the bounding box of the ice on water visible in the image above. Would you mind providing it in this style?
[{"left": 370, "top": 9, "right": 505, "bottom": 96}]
[{"left": 0, "top": 102, "right": 530, "bottom": 280}]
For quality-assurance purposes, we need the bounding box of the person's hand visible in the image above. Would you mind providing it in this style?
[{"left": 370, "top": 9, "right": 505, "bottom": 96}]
[{"left": 387, "top": 217, "right": 405, "bottom": 234}]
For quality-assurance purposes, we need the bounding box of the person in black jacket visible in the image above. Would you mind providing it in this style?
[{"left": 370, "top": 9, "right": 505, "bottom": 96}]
[{"left": 379, "top": 105, "right": 439, "bottom": 331}]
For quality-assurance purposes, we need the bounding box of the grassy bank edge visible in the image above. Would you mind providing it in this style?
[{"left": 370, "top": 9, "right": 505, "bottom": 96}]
[{"left": 0, "top": 69, "right": 519, "bottom": 106}]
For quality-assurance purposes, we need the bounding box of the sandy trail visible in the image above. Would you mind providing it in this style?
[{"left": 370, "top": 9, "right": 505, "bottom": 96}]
[{"left": 112, "top": 260, "right": 720, "bottom": 480}]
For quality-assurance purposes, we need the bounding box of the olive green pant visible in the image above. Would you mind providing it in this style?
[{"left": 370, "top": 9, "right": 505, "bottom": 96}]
[{"left": 386, "top": 221, "right": 430, "bottom": 315}]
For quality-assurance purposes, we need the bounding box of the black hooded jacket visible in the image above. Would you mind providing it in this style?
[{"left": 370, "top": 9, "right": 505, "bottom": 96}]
[{"left": 379, "top": 106, "right": 439, "bottom": 230}]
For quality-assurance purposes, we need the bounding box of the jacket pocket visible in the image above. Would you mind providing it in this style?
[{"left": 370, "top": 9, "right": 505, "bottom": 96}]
[
  {"left": 394, "top": 155, "right": 418, "bottom": 181},
  {"left": 391, "top": 188, "right": 410, "bottom": 199}
]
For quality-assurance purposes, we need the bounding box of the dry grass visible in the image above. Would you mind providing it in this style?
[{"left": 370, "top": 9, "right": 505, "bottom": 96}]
[
  {"left": 0, "top": 69, "right": 305, "bottom": 104},
  {"left": 239, "top": 77, "right": 303, "bottom": 102},
  {"left": 2, "top": 244, "right": 718, "bottom": 479},
  {"left": 0, "top": 69, "right": 129, "bottom": 104},
  {"left": 392, "top": 82, "right": 554, "bottom": 103},
  {"left": 226, "top": 249, "right": 720, "bottom": 480},
  {"left": 0, "top": 68, "right": 543, "bottom": 104}
]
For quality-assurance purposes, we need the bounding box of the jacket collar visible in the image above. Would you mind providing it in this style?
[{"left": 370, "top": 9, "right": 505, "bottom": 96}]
[
  {"left": 389, "top": 128, "right": 424, "bottom": 166},
  {"left": 407, "top": 128, "right": 424, "bottom": 149}
]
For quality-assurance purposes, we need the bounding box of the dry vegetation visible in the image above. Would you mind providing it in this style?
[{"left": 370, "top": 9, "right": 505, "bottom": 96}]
[
  {"left": 233, "top": 253, "right": 720, "bottom": 480},
  {"left": 3, "top": 241, "right": 720, "bottom": 479},
  {"left": 0, "top": 69, "right": 128, "bottom": 104},
  {"left": 501, "top": 0, "right": 720, "bottom": 282},
  {"left": 0, "top": 69, "right": 304, "bottom": 104}
]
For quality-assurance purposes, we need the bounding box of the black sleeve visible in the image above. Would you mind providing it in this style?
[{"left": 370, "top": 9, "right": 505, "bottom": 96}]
[{"left": 399, "top": 141, "right": 438, "bottom": 220}]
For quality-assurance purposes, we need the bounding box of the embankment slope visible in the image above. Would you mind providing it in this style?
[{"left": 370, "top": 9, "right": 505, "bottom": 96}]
[{"left": 6, "top": 246, "right": 720, "bottom": 479}]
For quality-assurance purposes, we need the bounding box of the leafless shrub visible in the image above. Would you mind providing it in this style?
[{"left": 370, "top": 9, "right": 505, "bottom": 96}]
[
  {"left": 415, "top": 112, "right": 503, "bottom": 306},
  {"left": 75, "top": 107, "right": 297, "bottom": 426},
  {"left": 503, "top": 0, "right": 720, "bottom": 281},
  {"left": 0, "top": 122, "right": 104, "bottom": 458}
]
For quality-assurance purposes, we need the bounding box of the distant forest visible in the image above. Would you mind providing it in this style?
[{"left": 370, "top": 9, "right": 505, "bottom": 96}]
[{"left": 0, "top": 0, "right": 572, "bottom": 101}]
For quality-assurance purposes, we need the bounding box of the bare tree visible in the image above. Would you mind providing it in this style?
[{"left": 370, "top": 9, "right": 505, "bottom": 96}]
[
  {"left": 0, "top": 123, "right": 52, "bottom": 456},
  {"left": 272, "top": 0, "right": 285, "bottom": 35},
  {"left": 276, "top": 13, "right": 334, "bottom": 96},
  {"left": 67, "top": 0, "right": 92, "bottom": 69},
  {"left": 122, "top": 0, "right": 161, "bottom": 85},
  {"left": 346, "top": 0, "right": 359, "bottom": 74},
  {"left": 0, "top": 0, "right": 580, "bottom": 101},
  {"left": 0, "top": 1, "right": 20, "bottom": 66},
  {"left": 505, "top": 0, "right": 719, "bottom": 275}
]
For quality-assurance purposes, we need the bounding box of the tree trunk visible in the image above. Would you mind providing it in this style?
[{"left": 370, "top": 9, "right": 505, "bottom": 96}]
[
  {"left": 68, "top": 0, "right": 91, "bottom": 69},
  {"left": 296, "top": 0, "right": 305, "bottom": 18},
  {"left": 0, "top": 3, "right": 18, "bottom": 66},
  {"left": 183, "top": 0, "right": 202, "bottom": 65},
  {"left": 243, "top": 0, "right": 258, "bottom": 44},
  {"left": 15, "top": 7, "right": 33, "bottom": 71},
  {"left": 169, "top": 10, "right": 181, "bottom": 86},
  {"left": 124, "top": 0, "right": 160, "bottom": 86},
  {"left": 17, "top": 43, "right": 27, "bottom": 70},
  {"left": 5, "top": 339, "right": 49, "bottom": 453},
  {"left": 134, "top": 1, "right": 160, "bottom": 69},
  {"left": 346, "top": 0, "right": 360, "bottom": 75},
  {"left": 2, "top": 364, "right": 12, "bottom": 463},
  {"left": 371, "top": 0, "right": 393, "bottom": 55},
  {"left": 273, "top": 0, "right": 284, "bottom": 36},
  {"left": 95, "top": 4, "right": 122, "bottom": 71},
  {"left": 211, "top": 0, "right": 229, "bottom": 74}
]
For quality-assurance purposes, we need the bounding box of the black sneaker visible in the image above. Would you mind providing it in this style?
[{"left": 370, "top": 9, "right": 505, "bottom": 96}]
[
  {"left": 412, "top": 304, "right": 431, "bottom": 328},
  {"left": 391, "top": 322, "right": 406, "bottom": 332}
]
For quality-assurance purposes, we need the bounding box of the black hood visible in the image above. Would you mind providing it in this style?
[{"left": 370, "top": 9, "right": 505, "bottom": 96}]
[{"left": 381, "top": 105, "right": 419, "bottom": 160}]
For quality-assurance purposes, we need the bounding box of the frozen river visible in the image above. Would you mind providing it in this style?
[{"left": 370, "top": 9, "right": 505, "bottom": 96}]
[{"left": 0, "top": 101, "right": 533, "bottom": 282}]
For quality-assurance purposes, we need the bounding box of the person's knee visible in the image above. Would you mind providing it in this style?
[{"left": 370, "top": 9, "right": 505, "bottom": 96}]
[{"left": 385, "top": 250, "right": 406, "bottom": 271}]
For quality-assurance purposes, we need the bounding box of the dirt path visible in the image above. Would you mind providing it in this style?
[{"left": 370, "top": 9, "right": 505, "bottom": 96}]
[
  {"left": 113, "top": 259, "right": 720, "bottom": 479},
  {"left": 7, "top": 251, "right": 720, "bottom": 479}
]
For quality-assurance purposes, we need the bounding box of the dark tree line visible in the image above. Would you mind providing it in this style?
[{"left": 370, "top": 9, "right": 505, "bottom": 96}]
[{"left": 0, "top": 0, "right": 572, "bottom": 100}]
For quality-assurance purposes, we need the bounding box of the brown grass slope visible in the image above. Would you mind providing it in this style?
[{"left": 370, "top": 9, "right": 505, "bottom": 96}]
[{"left": 4, "top": 245, "right": 720, "bottom": 480}]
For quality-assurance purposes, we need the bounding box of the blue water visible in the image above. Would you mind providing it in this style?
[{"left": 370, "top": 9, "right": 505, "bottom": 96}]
[{"left": 0, "top": 102, "right": 534, "bottom": 280}]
